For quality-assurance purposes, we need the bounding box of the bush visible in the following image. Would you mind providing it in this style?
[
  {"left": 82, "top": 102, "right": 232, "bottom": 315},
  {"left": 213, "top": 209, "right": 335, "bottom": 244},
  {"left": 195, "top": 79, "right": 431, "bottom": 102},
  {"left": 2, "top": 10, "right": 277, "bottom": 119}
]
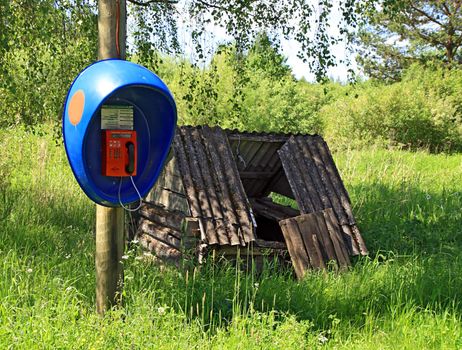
[
  {"left": 320, "top": 65, "right": 462, "bottom": 152},
  {"left": 159, "top": 47, "right": 329, "bottom": 135}
]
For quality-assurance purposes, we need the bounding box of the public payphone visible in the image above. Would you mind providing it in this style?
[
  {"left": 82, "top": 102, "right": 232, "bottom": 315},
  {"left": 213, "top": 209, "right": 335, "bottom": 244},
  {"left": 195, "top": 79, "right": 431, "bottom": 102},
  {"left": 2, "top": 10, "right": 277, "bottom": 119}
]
[
  {"left": 102, "top": 129, "right": 137, "bottom": 177},
  {"left": 101, "top": 105, "right": 137, "bottom": 177},
  {"left": 62, "top": 59, "right": 177, "bottom": 207}
]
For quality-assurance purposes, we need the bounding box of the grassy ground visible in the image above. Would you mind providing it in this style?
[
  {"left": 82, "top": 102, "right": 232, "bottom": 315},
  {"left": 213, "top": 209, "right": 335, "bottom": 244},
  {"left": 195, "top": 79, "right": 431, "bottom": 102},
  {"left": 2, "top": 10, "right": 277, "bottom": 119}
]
[{"left": 0, "top": 127, "right": 461, "bottom": 349}]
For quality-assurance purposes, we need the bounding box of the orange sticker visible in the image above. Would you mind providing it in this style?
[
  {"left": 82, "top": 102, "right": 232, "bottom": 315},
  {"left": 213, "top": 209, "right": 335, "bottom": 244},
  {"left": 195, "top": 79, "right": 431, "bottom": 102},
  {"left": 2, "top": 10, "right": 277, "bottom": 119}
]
[{"left": 68, "top": 90, "right": 85, "bottom": 126}]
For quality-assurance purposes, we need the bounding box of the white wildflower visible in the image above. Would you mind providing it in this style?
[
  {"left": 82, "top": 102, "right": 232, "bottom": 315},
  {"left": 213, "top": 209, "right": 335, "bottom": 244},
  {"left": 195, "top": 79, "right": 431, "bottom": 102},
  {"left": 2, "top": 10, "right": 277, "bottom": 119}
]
[
  {"left": 26, "top": 268, "right": 33, "bottom": 274},
  {"left": 318, "top": 334, "right": 328, "bottom": 344},
  {"left": 121, "top": 255, "right": 129, "bottom": 260},
  {"left": 157, "top": 306, "right": 167, "bottom": 315}
]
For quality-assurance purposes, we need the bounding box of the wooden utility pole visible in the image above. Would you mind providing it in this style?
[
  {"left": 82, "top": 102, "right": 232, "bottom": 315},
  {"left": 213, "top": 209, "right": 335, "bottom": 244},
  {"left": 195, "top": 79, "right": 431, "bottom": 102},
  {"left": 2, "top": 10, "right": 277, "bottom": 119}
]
[{"left": 96, "top": 0, "right": 127, "bottom": 315}]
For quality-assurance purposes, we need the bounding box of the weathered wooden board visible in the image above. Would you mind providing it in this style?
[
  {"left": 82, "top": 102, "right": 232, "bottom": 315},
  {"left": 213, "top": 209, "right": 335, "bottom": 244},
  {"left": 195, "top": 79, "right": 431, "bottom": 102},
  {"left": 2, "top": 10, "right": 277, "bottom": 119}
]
[
  {"left": 137, "top": 231, "right": 181, "bottom": 266},
  {"left": 146, "top": 188, "right": 189, "bottom": 214},
  {"left": 138, "top": 202, "right": 184, "bottom": 232},
  {"left": 250, "top": 197, "right": 299, "bottom": 222},
  {"left": 323, "top": 208, "right": 350, "bottom": 267},
  {"left": 279, "top": 209, "right": 351, "bottom": 279},
  {"left": 279, "top": 216, "right": 312, "bottom": 279},
  {"left": 295, "top": 214, "right": 326, "bottom": 270},
  {"left": 138, "top": 220, "right": 181, "bottom": 249}
]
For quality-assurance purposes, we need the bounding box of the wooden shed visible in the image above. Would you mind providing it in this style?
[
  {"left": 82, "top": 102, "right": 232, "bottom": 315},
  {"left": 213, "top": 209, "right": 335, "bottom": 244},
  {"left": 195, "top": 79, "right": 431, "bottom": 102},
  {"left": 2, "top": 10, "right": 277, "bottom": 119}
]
[{"left": 136, "top": 125, "right": 368, "bottom": 277}]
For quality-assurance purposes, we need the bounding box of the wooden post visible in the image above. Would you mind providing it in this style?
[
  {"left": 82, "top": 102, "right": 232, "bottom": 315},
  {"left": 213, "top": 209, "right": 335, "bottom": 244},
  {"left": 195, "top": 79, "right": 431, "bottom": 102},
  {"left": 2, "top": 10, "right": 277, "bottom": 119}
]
[
  {"left": 96, "top": 0, "right": 127, "bottom": 315},
  {"left": 95, "top": 206, "right": 125, "bottom": 313}
]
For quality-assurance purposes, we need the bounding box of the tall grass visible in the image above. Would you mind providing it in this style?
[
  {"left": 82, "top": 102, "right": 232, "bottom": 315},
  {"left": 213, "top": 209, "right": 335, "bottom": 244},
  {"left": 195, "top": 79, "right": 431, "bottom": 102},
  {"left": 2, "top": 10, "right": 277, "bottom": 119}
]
[{"left": 0, "top": 127, "right": 461, "bottom": 348}]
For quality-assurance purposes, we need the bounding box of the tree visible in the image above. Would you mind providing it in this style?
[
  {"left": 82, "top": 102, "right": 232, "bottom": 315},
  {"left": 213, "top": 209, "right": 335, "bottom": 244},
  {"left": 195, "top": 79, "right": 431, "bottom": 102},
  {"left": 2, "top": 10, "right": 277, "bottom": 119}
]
[
  {"left": 157, "top": 34, "right": 325, "bottom": 134},
  {"left": 357, "top": 1, "right": 462, "bottom": 82},
  {"left": 0, "top": 0, "right": 367, "bottom": 127},
  {"left": 0, "top": 0, "right": 97, "bottom": 127},
  {"left": 246, "top": 33, "right": 292, "bottom": 80},
  {"left": 129, "top": 0, "right": 360, "bottom": 81}
]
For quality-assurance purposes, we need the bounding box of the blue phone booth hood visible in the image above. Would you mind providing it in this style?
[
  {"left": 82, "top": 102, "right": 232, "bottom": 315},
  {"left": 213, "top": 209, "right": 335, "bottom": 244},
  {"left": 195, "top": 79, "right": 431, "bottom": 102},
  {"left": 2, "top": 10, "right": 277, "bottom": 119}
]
[{"left": 63, "top": 59, "right": 177, "bottom": 206}]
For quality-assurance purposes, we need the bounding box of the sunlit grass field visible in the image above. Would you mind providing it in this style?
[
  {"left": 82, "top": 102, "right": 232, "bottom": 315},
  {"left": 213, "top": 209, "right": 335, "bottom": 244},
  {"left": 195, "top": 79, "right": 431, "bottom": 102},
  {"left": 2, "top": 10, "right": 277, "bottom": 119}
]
[{"left": 0, "top": 126, "right": 461, "bottom": 349}]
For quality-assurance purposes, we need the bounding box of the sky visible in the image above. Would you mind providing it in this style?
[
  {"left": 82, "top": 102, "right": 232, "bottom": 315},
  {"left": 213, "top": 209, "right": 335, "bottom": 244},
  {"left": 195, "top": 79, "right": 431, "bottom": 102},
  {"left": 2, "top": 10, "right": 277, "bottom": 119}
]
[
  {"left": 281, "top": 37, "right": 355, "bottom": 82},
  {"left": 183, "top": 1, "right": 358, "bottom": 82},
  {"left": 128, "top": 1, "right": 358, "bottom": 82},
  {"left": 175, "top": 21, "right": 356, "bottom": 82}
]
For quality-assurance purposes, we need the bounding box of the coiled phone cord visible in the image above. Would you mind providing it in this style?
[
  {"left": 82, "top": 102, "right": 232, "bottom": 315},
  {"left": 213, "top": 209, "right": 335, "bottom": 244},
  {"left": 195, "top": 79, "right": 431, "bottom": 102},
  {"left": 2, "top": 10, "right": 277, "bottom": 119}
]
[{"left": 118, "top": 176, "right": 143, "bottom": 212}]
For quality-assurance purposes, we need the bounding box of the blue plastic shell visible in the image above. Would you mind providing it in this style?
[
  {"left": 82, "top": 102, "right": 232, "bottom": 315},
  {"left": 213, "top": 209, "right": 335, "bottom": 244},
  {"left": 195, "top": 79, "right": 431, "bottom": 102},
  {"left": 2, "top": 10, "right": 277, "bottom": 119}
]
[{"left": 62, "top": 59, "right": 177, "bottom": 206}]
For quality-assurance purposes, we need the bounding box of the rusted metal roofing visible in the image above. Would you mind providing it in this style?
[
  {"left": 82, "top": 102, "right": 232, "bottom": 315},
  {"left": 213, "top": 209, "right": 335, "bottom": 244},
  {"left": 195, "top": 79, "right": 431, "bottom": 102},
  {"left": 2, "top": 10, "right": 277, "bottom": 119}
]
[
  {"left": 278, "top": 135, "right": 368, "bottom": 255},
  {"left": 172, "top": 126, "right": 256, "bottom": 246}
]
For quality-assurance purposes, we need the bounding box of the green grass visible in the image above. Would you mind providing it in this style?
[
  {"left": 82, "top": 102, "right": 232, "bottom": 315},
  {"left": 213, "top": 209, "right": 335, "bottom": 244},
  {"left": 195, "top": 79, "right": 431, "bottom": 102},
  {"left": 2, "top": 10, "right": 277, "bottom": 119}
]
[{"left": 0, "top": 127, "right": 461, "bottom": 349}]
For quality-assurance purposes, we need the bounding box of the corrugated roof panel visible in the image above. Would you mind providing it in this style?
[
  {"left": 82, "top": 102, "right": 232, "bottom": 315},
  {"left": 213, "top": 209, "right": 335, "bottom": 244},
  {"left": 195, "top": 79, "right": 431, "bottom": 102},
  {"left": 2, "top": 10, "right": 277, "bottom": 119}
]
[
  {"left": 172, "top": 126, "right": 256, "bottom": 246},
  {"left": 229, "top": 137, "right": 286, "bottom": 197},
  {"left": 153, "top": 126, "right": 365, "bottom": 254},
  {"left": 210, "top": 126, "right": 256, "bottom": 244},
  {"left": 201, "top": 126, "right": 243, "bottom": 245}
]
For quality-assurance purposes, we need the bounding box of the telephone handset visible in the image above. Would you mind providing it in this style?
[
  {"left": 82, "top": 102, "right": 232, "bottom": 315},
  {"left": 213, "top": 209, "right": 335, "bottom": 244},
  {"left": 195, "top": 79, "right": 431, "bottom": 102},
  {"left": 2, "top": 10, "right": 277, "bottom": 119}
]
[
  {"left": 102, "top": 130, "right": 137, "bottom": 177},
  {"left": 125, "top": 141, "right": 135, "bottom": 174}
]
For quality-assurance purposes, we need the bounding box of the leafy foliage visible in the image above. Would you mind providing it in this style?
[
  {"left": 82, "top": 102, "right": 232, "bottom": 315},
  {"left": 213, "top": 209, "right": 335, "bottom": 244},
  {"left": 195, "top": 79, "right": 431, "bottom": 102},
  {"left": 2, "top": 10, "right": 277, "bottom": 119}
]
[
  {"left": 320, "top": 64, "right": 462, "bottom": 152},
  {"left": 126, "top": 0, "right": 363, "bottom": 83},
  {"left": 0, "top": 0, "right": 360, "bottom": 127},
  {"left": 356, "top": 1, "right": 462, "bottom": 82},
  {"left": 143, "top": 36, "right": 327, "bottom": 135},
  {"left": 1, "top": 1, "right": 461, "bottom": 153},
  {"left": 0, "top": 0, "right": 97, "bottom": 127},
  {"left": 155, "top": 38, "right": 462, "bottom": 152},
  {"left": 130, "top": 1, "right": 181, "bottom": 68}
]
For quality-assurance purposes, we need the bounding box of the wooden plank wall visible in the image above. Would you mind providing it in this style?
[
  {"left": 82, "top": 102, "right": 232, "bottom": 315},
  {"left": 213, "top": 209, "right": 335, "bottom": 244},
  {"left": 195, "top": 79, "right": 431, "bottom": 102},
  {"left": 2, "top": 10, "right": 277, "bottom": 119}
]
[
  {"left": 279, "top": 208, "right": 350, "bottom": 279},
  {"left": 136, "top": 202, "right": 185, "bottom": 266},
  {"left": 249, "top": 197, "right": 299, "bottom": 221},
  {"left": 145, "top": 157, "right": 190, "bottom": 214}
]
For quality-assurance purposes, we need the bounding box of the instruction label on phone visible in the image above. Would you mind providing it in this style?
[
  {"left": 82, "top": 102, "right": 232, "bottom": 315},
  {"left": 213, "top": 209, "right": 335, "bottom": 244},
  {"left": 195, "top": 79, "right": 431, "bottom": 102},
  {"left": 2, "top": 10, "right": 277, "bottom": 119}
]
[{"left": 101, "top": 105, "right": 134, "bottom": 130}]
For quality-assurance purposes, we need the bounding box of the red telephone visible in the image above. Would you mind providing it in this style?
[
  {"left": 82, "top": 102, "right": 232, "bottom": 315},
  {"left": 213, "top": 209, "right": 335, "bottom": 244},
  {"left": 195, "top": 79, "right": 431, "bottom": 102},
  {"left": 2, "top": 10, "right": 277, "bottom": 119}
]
[{"left": 102, "top": 130, "right": 137, "bottom": 177}]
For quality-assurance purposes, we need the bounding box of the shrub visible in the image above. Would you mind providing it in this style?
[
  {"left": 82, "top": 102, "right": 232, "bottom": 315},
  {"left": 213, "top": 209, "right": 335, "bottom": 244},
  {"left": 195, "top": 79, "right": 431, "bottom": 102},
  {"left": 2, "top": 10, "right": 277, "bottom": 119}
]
[{"left": 320, "top": 65, "right": 462, "bottom": 152}]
